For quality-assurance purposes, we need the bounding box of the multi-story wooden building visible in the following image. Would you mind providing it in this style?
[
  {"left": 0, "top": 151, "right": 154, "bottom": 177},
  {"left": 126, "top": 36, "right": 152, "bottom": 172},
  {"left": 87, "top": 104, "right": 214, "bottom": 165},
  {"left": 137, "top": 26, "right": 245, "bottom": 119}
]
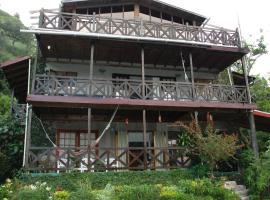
[{"left": 1, "top": 0, "right": 261, "bottom": 172}]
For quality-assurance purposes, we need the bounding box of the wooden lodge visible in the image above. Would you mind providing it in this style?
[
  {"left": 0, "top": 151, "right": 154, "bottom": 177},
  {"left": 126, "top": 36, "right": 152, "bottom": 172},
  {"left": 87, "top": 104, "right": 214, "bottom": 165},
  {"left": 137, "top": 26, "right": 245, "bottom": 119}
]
[{"left": 0, "top": 0, "right": 262, "bottom": 172}]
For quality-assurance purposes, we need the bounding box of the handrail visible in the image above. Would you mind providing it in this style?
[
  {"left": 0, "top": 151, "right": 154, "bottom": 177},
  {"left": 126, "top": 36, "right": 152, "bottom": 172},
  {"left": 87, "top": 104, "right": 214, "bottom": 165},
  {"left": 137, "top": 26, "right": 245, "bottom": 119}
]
[
  {"left": 32, "top": 10, "right": 241, "bottom": 47},
  {"left": 33, "top": 75, "right": 249, "bottom": 103}
]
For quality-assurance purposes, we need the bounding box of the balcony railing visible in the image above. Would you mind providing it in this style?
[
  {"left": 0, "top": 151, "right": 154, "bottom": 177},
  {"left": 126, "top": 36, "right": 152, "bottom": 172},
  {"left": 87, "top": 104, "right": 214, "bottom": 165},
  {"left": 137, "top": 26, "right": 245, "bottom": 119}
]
[
  {"left": 34, "top": 10, "right": 240, "bottom": 47},
  {"left": 33, "top": 75, "right": 249, "bottom": 103},
  {"left": 27, "top": 146, "right": 190, "bottom": 171}
]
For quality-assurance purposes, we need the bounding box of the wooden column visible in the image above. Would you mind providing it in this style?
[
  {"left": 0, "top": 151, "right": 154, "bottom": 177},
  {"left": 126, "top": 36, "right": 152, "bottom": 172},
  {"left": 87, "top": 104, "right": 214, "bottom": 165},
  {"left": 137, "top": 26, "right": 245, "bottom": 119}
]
[
  {"left": 23, "top": 104, "right": 32, "bottom": 168},
  {"left": 141, "top": 47, "right": 147, "bottom": 169},
  {"left": 134, "top": 4, "right": 140, "bottom": 18},
  {"left": 249, "top": 111, "right": 259, "bottom": 158},
  {"left": 88, "top": 43, "right": 95, "bottom": 146},
  {"left": 189, "top": 53, "right": 196, "bottom": 100},
  {"left": 10, "top": 88, "right": 14, "bottom": 114},
  {"left": 241, "top": 58, "right": 259, "bottom": 158}
]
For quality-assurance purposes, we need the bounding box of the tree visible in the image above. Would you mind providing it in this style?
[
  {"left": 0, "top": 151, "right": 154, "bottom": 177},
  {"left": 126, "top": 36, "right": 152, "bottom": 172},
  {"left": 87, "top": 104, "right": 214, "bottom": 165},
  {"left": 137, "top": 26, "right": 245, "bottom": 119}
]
[{"left": 173, "top": 117, "right": 241, "bottom": 175}]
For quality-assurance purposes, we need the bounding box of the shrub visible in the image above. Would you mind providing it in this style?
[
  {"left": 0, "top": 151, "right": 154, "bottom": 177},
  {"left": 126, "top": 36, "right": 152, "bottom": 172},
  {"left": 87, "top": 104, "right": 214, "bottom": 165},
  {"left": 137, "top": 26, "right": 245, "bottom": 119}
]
[
  {"left": 69, "top": 180, "right": 95, "bottom": 200},
  {"left": 54, "top": 190, "right": 70, "bottom": 200},
  {"left": 115, "top": 185, "right": 160, "bottom": 200},
  {"left": 95, "top": 184, "right": 115, "bottom": 200}
]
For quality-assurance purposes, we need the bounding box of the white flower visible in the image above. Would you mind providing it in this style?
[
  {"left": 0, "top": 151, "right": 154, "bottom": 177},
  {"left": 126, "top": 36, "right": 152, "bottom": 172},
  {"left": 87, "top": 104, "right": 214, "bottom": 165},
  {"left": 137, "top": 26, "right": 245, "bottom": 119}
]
[
  {"left": 35, "top": 181, "right": 40, "bottom": 185},
  {"left": 49, "top": 196, "right": 53, "bottom": 199},
  {"left": 3, "top": 198, "right": 8, "bottom": 200},
  {"left": 41, "top": 182, "right": 47, "bottom": 186},
  {"left": 6, "top": 179, "right": 11, "bottom": 183},
  {"left": 46, "top": 186, "right": 51, "bottom": 191},
  {"left": 29, "top": 185, "right": 37, "bottom": 190}
]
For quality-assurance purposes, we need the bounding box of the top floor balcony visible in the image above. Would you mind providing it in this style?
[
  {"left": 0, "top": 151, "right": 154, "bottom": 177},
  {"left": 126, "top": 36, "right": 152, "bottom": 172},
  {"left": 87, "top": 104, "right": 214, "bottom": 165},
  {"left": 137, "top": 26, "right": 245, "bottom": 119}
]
[{"left": 33, "top": 10, "right": 241, "bottom": 48}]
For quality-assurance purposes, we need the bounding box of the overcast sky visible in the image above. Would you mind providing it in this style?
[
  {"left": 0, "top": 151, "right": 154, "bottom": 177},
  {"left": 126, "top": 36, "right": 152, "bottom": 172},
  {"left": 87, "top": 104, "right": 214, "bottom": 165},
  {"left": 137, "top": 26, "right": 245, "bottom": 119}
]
[{"left": 1, "top": 0, "right": 269, "bottom": 78}]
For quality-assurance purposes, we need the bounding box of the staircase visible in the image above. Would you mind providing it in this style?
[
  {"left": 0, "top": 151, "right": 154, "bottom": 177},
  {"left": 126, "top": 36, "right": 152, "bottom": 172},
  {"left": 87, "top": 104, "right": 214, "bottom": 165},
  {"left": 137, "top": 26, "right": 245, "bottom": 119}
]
[{"left": 224, "top": 181, "right": 249, "bottom": 200}]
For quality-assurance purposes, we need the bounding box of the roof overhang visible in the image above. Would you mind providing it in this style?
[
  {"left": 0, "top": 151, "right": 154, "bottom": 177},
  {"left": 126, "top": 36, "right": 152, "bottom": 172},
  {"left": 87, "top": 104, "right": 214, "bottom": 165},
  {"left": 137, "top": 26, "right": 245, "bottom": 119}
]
[
  {"left": 252, "top": 110, "right": 270, "bottom": 132},
  {"left": 22, "top": 29, "right": 248, "bottom": 73},
  {"left": 0, "top": 56, "right": 30, "bottom": 103}
]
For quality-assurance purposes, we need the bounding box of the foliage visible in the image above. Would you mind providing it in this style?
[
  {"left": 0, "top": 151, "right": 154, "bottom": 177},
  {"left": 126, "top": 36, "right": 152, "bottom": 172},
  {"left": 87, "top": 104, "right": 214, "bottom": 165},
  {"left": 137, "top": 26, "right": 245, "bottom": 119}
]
[
  {"left": 21, "top": 170, "right": 193, "bottom": 190},
  {"left": 177, "top": 128, "right": 192, "bottom": 147},
  {"left": 0, "top": 9, "right": 35, "bottom": 96},
  {"left": 0, "top": 172, "right": 240, "bottom": 200},
  {"left": 244, "top": 142, "right": 270, "bottom": 199},
  {"left": 0, "top": 115, "right": 24, "bottom": 182},
  {"left": 174, "top": 117, "right": 241, "bottom": 174},
  {"left": 3, "top": 180, "right": 53, "bottom": 200},
  {"left": 54, "top": 190, "right": 70, "bottom": 200},
  {"left": 250, "top": 76, "right": 270, "bottom": 112},
  {"left": 242, "top": 34, "right": 268, "bottom": 75},
  {"left": 95, "top": 184, "right": 115, "bottom": 200}
]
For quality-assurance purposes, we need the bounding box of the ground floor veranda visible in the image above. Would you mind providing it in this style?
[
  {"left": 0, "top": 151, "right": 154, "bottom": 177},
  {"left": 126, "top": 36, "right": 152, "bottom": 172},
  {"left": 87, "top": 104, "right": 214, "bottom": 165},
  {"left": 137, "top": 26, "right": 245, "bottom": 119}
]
[{"left": 24, "top": 106, "right": 249, "bottom": 172}]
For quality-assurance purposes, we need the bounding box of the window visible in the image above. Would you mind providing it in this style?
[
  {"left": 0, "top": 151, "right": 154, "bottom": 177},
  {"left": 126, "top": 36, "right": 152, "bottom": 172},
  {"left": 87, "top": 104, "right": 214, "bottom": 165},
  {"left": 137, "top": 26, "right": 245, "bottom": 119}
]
[{"left": 57, "top": 130, "right": 97, "bottom": 148}]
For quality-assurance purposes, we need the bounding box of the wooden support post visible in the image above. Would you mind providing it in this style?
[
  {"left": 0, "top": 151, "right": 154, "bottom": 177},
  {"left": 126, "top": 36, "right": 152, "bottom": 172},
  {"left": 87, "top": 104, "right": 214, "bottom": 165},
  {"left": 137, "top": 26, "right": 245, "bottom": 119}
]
[
  {"left": 141, "top": 47, "right": 147, "bottom": 169},
  {"left": 143, "top": 109, "right": 147, "bottom": 170},
  {"left": 10, "top": 88, "right": 14, "bottom": 114},
  {"left": 189, "top": 53, "right": 196, "bottom": 100},
  {"left": 241, "top": 57, "right": 259, "bottom": 158},
  {"left": 88, "top": 43, "right": 95, "bottom": 146},
  {"left": 194, "top": 110, "right": 198, "bottom": 124},
  {"left": 134, "top": 4, "right": 140, "bottom": 18},
  {"left": 23, "top": 104, "right": 32, "bottom": 168},
  {"left": 31, "top": 45, "right": 39, "bottom": 94},
  {"left": 249, "top": 111, "right": 259, "bottom": 159}
]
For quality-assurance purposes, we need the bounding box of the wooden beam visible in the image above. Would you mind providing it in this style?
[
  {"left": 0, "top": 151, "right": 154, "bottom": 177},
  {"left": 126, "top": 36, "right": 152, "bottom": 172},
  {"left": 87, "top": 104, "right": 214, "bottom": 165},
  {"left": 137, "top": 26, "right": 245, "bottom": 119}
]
[
  {"left": 27, "top": 95, "right": 257, "bottom": 110},
  {"left": 23, "top": 105, "right": 32, "bottom": 168},
  {"left": 189, "top": 53, "right": 195, "bottom": 100},
  {"left": 88, "top": 43, "right": 95, "bottom": 146},
  {"left": 249, "top": 111, "right": 259, "bottom": 159},
  {"left": 134, "top": 4, "right": 140, "bottom": 18},
  {"left": 143, "top": 109, "right": 147, "bottom": 170}
]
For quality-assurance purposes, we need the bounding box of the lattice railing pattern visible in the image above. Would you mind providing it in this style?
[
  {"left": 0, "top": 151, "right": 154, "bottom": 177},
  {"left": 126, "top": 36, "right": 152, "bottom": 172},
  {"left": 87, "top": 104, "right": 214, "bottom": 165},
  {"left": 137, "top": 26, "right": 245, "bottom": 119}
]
[
  {"left": 27, "top": 146, "right": 190, "bottom": 171},
  {"left": 34, "top": 10, "right": 240, "bottom": 47},
  {"left": 33, "top": 75, "right": 249, "bottom": 103}
]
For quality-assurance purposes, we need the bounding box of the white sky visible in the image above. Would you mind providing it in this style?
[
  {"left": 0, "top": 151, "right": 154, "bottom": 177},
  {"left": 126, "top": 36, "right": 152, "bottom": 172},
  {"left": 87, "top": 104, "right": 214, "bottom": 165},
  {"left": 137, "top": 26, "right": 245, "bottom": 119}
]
[{"left": 0, "top": 0, "right": 269, "bottom": 78}]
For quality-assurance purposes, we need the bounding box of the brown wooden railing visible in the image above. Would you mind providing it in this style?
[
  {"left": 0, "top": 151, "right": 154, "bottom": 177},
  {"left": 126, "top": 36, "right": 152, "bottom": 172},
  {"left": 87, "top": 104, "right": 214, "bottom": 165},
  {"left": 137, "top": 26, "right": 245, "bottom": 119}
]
[
  {"left": 27, "top": 146, "right": 190, "bottom": 171},
  {"left": 33, "top": 75, "right": 249, "bottom": 103},
  {"left": 34, "top": 10, "right": 240, "bottom": 47}
]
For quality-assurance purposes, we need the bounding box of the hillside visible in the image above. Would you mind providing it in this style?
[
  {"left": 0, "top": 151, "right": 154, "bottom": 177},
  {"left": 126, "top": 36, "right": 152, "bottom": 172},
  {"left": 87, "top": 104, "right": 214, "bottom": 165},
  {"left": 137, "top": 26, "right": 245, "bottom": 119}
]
[{"left": 0, "top": 9, "right": 34, "bottom": 94}]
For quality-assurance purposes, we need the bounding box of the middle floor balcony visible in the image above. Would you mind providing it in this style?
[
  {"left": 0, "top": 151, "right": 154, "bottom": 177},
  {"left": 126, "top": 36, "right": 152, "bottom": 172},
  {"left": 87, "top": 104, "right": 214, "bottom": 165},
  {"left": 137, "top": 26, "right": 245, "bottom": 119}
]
[{"left": 31, "top": 74, "right": 250, "bottom": 106}]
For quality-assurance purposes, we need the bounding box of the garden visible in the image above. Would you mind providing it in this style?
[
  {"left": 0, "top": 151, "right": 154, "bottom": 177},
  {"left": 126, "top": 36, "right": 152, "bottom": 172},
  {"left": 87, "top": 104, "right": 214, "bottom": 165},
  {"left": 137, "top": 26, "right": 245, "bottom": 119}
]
[{"left": 0, "top": 170, "right": 240, "bottom": 200}]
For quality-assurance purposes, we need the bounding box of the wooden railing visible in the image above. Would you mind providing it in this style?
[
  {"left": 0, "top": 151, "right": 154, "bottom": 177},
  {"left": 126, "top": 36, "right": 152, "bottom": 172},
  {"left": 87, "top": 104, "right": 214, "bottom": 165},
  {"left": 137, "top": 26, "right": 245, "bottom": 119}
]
[
  {"left": 33, "top": 75, "right": 249, "bottom": 103},
  {"left": 27, "top": 146, "right": 190, "bottom": 171},
  {"left": 34, "top": 10, "right": 240, "bottom": 47}
]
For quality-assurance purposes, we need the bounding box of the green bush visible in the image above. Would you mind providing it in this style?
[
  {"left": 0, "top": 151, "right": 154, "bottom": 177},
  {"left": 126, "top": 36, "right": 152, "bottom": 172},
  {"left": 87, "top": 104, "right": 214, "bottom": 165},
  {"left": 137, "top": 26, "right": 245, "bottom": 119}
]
[
  {"left": 54, "top": 190, "right": 70, "bottom": 200},
  {"left": 69, "top": 180, "right": 95, "bottom": 200},
  {"left": 115, "top": 185, "right": 160, "bottom": 200},
  {"left": 95, "top": 184, "right": 115, "bottom": 200},
  {"left": 21, "top": 169, "right": 193, "bottom": 190},
  {"left": 16, "top": 188, "right": 49, "bottom": 200}
]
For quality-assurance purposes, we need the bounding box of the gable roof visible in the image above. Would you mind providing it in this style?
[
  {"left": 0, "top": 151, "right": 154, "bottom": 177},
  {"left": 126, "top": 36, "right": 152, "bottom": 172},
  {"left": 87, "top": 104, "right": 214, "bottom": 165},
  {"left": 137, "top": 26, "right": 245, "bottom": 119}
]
[{"left": 0, "top": 56, "right": 30, "bottom": 103}]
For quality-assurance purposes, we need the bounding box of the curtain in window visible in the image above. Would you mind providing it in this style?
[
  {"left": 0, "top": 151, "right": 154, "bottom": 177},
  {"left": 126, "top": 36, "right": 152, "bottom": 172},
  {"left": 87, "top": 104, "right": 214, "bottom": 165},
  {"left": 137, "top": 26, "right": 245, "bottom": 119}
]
[
  {"left": 116, "top": 123, "right": 128, "bottom": 169},
  {"left": 154, "top": 123, "right": 168, "bottom": 168}
]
